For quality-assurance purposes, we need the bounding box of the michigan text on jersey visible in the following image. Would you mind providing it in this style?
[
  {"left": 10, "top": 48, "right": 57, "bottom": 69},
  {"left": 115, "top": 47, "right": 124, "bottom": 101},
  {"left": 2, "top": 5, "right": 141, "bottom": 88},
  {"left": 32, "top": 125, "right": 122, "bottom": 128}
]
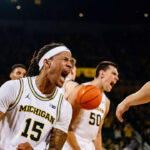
[
  {"left": 96, "top": 107, "right": 104, "bottom": 113},
  {"left": 19, "top": 105, "right": 55, "bottom": 124}
]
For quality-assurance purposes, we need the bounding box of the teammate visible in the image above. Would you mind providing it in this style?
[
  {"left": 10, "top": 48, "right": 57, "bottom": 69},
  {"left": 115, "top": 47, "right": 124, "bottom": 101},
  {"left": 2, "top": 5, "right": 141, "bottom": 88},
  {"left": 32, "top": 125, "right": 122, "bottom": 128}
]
[
  {"left": 9, "top": 63, "right": 26, "bottom": 80},
  {"left": 62, "top": 61, "right": 119, "bottom": 150},
  {"left": 0, "top": 43, "right": 73, "bottom": 150},
  {"left": 0, "top": 64, "right": 27, "bottom": 140},
  {"left": 116, "top": 81, "right": 150, "bottom": 122}
]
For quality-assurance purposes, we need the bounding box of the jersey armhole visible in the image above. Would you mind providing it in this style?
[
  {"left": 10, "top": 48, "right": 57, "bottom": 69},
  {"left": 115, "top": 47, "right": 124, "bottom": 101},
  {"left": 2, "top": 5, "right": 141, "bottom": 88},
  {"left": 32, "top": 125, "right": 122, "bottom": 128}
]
[
  {"left": 8, "top": 79, "right": 24, "bottom": 111},
  {"left": 56, "top": 94, "right": 63, "bottom": 121}
]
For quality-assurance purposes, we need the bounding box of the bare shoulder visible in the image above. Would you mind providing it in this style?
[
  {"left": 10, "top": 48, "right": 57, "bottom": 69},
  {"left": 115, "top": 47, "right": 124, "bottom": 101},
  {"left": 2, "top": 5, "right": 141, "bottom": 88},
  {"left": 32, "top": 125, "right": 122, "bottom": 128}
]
[
  {"left": 64, "top": 81, "right": 79, "bottom": 99},
  {"left": 65, "top": 80, "right": 79, "bottom": 89},
  {"left": 67, "top": 84, "right": 83, "bottom": 106}
]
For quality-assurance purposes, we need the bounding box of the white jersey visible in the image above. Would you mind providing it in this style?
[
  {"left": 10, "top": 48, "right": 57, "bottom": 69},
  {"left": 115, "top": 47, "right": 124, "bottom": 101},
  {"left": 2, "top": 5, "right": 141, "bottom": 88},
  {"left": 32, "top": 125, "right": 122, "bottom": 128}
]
[
  {"left": 72, "top": 93, "right": 106, "bottom": 140},
  {"left": 62, "top": 82, "right": 107, "bottom": 150},
  {"left": 0, "top": 76, "right": 72, "bottom": 150}
]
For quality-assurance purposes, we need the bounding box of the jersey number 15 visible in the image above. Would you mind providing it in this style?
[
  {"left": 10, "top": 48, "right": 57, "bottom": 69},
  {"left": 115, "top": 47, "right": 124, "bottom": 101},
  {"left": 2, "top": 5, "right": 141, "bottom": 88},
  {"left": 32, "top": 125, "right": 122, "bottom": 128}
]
[{"left": 21, "top": 118, "right": 44, "bottom": 142}]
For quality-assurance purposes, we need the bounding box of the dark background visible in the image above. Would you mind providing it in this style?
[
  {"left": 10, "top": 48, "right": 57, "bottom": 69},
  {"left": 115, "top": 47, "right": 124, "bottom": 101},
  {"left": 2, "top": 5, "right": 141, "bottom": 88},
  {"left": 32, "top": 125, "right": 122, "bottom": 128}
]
[{"left": 0, "top": 0, "right": 150, "bottom": 148}]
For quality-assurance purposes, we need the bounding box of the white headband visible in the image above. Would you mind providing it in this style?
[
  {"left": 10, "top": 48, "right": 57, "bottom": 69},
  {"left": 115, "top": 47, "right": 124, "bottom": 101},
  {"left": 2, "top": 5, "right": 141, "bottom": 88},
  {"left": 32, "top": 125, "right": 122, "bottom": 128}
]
[{"left": 38, "top": 46, "right": 71, "bottom": 70}]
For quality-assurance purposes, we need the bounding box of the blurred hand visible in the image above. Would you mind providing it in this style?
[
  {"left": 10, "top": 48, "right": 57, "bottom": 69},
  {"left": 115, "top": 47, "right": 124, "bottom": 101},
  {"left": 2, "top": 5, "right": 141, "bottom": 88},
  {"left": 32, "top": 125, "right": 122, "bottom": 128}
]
[
  {"left": 116, "top": 101, "right": 129, "bottom": 122},
  {"left": 16, "top": 142, "right": 33, "bottom": 150}
]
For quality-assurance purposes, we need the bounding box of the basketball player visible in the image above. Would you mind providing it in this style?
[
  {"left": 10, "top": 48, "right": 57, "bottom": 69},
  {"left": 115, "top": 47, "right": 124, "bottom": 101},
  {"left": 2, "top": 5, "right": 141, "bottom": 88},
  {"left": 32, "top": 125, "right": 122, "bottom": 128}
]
[
  {"left": 62, "top": 61, "right": 119, "bottom": 150},
  {"left": 9, "top": 64, "right": 26, "bottom": 80},
  {"left": 116, "top": 81, "right": 150, "bottom": 122},
  {"left": 0, "top": 64, "right": 27, "bottom": 140},
  {"left": 0, "top": 43, "right": 73, "bottom": 150}
]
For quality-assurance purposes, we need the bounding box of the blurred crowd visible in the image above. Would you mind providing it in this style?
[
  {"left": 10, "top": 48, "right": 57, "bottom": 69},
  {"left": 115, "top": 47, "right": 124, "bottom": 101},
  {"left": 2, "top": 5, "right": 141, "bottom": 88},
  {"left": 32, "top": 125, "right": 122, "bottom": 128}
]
[{"left": 102, "top": 108, "right": 150, "bottom": 150}]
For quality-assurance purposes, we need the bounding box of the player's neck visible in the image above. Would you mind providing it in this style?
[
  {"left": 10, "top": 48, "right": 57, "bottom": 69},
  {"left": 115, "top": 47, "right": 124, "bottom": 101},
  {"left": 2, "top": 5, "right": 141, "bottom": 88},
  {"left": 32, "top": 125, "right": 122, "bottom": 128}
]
[
  {"left": 35, "top": 75, "right": 56, "bottom": 95},
  {"left": 91, "top": 79, "right": 104, "bottom": 92}
]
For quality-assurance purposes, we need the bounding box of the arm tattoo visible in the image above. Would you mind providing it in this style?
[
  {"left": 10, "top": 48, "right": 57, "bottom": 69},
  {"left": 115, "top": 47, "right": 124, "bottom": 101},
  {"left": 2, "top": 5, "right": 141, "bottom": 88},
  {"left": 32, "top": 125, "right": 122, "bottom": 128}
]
[
  {"left": 0, "top": 112, "right": 5, "bottom": 120},
  {"left": 48, "top": 128, "right": 67, "bottom": 150}
]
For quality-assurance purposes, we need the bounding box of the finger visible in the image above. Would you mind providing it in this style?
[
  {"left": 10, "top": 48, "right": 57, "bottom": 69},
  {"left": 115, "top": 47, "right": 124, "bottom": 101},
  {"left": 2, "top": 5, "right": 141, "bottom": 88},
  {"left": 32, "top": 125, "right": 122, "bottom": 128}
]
[
  {"left": 119, "top": 116, "right": 124, "bottom": 122},
  {"left": 116, "top": 110, "right": 123, "bottom": 122}
]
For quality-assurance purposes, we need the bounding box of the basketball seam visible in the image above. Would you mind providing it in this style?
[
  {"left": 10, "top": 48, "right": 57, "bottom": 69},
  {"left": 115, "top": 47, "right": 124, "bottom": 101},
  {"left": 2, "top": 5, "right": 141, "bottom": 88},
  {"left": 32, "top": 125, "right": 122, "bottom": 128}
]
[
  {"left": 79, "top": 86, "right": 97, "bottom": 104},
  {"left": 81, "top": 94, "right": 100, "bottom": 104}
]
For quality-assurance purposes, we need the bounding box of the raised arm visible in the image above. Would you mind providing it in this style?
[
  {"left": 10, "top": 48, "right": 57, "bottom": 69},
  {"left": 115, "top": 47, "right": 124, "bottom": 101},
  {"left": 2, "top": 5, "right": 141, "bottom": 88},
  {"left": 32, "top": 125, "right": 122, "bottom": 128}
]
[
  {"left": 66, "top": 85, "right": 83, "bottom": 150},
  {"left": 64, "top": 80, "right": 79, "bottom": 99},
  {"left": 116, "top": 81, "right": 150, "bottom": 122}
]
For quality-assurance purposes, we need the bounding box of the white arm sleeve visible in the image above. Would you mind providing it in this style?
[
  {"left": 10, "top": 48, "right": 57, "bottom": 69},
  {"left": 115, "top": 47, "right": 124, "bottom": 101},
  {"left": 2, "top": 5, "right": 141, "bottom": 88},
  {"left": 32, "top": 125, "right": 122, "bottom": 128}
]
[
  {"left": 0, "top": 80, "right": 20, "bottom": 113},
  {"left": 54, "top": 99, "right": 72, "bottom": 133}
]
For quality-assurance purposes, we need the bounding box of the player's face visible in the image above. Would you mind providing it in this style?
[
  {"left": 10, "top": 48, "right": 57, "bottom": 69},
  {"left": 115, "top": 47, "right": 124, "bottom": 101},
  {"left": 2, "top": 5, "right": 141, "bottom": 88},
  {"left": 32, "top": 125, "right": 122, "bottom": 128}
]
[
  {"left": 70, "top": 66, "right": 76, "bottom": 81},
  {"left": 10, "top": 67, "right": 26, "bottom": 80},
  {"left": 101, "top": 66, "right": 119, "bottom": 92},
  {"left": 47, "top": 51, "right": 72, "bottom": 87}
]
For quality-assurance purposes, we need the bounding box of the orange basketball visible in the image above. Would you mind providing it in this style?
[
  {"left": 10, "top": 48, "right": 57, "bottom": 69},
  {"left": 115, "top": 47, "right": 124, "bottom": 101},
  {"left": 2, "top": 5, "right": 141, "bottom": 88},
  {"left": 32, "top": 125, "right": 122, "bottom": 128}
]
[{"left": 76, "top": 85, "right": 102, "bottom": 110}]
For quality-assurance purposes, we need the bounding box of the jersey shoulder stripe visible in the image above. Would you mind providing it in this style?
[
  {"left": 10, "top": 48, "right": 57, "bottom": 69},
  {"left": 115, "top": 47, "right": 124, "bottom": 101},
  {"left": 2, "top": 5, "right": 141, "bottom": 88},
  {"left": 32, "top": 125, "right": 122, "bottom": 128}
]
[
  {"left": 27, "top": 77, "right": 58, "bottom": 101},
  {"left": 56, "top": 94, "right": 63, "bottom": 121},
  {"left": 8, "top": 78, "right": 24, "bottom": 111}
]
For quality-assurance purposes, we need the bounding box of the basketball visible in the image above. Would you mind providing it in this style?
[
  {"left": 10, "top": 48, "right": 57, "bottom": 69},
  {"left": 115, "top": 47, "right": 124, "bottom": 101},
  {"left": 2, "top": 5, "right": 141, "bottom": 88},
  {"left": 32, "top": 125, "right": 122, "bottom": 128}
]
[{"left": 76, "top": 85, "right": 102, "bottom": 110}]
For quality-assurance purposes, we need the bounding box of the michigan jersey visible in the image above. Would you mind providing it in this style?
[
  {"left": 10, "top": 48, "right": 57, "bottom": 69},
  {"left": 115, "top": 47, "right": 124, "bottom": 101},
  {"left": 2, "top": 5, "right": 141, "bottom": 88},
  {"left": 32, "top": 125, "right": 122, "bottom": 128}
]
[
  {"left": 0, "top": 76, "right": 72, "bottom": 150},
  {"left": 72, "top": 93, "right": 106, "bottom": 140},
  {"left": 62, "top": 82, "right": 107, "bottom": 150}
]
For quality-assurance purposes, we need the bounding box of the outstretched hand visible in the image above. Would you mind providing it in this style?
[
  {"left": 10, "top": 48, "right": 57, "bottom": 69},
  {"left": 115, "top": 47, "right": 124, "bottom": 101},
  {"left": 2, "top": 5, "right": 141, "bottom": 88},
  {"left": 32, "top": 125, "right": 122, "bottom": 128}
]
[
  {"left": 116, "top": 101, "right": 129, "bottom": 122},
  {"left": 16, "top": 142, "right": 33, "bottom": 150}
]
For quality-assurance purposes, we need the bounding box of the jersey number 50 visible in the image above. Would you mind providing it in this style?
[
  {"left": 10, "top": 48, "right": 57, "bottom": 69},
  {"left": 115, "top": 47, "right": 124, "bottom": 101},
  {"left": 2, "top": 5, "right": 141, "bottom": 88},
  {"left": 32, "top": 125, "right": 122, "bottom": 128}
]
[
  {"left": 89, "top": 112, "right": 101, "bottom": 126},
  {"left": 21, "top": 118, "right": 44, "bottom": 142}
]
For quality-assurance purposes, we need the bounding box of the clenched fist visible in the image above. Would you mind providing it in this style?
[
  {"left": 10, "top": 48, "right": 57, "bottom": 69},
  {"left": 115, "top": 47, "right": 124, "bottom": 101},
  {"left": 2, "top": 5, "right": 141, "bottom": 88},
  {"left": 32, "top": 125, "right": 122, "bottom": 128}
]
[{"left": 16, "top": 142, "right": 33, "bottom": 150}]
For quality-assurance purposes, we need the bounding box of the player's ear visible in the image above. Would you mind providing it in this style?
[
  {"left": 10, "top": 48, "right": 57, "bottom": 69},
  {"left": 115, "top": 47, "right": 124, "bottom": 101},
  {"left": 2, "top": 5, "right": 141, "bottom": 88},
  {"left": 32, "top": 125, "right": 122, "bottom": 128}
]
[
  {"left": 9, "top": 72, "right": 13, "bottom": 79},
  {"left": 99, "top": 70, "right": 105, "bottom": 78},
  {"left": 44, "top": 59, "right": 51, "bottom": 69}
]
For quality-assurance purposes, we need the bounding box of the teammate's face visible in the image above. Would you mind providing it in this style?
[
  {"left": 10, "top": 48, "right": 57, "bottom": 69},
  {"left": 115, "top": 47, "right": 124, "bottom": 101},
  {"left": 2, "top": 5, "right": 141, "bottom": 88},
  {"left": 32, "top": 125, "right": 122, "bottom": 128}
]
[
  {"left": 101, "top": 65, "right": 119, "bottom": 92},
  {"left": 70, "top": 66, "right": 76, "bottom": 81},
  {"left": 10, "top": 67, "right": 26, "bottom": 80},
  {"left": 46, "top": 51, "right": 72, "bottom": 87}
]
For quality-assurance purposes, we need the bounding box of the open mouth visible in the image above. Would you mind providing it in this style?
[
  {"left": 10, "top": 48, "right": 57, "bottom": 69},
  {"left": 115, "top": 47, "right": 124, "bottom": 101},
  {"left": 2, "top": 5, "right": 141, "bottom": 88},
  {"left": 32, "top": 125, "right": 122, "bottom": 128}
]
[
  {"left": 60, "top": 71, "right": 69, "bottom": 82},
  {"left": 110, "top": 81, "right": 115, "bottom": 87}
]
